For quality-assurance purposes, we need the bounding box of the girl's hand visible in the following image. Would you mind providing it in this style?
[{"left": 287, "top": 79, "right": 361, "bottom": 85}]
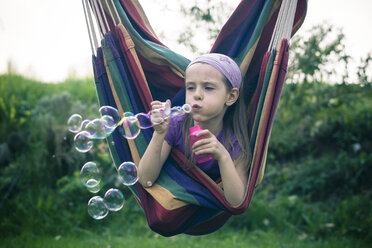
[
  {"left": 150, "top": 99, "right": 171, "bottom": 135},
  {"left": 191, "top": 129, "right": 229, "bottom": 161}
]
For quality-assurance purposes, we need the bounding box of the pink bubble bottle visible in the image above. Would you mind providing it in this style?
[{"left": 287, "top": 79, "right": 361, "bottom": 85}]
[{"left": 188, "top": 125, "right": 214, "bottom": 163}]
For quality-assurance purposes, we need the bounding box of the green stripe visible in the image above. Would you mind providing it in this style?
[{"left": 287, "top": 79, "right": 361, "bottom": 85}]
[
  {"left": 250, "top": 49, "right": 276, "bottom": 148},
  {"left": 102, "top": 39, "right": 133, "bottom": 113},
  {"left": 101, "top": 38, "right": 148, "bottom": 156},
  {"left": 156, "top": 170, "right": 199, "bottom": 206}
]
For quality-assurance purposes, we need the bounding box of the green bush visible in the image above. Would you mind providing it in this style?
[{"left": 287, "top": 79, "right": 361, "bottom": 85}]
[
  {"left": 0, "top": 74, "right": 118, "bottom": 237},
  {"left": 244, "top": 81, "right": 372, "bottom": 240},
  {"left": 334, "top": 193, "right": 372, "bottom": 240}
]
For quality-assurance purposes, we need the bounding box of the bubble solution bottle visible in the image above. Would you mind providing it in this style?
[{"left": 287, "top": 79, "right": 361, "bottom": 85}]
[{"left": 188, "top": 125, "right": 214, "bottom": 163}]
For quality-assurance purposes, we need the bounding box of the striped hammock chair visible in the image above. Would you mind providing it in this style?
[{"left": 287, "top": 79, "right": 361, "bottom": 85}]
[{"left": 82, "top": 0, "right": 307, "bottom": 237}]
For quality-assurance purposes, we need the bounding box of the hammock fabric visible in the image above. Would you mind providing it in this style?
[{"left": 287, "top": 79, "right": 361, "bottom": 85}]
[{"left": 86, "top": 0, "right": 307, "bottom": 237}]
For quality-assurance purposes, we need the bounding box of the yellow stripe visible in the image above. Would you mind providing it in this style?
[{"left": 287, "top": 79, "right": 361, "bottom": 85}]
[
  {"left": 102, "top": 53, "right": 141, "bottom": 165},
  {"left": 103, "top": 54, "right": 124, "bottom": 114},
  {"left": 256, "top": 144, "right": 268, "bottom": 186},
  {"left": 117, "top": 23, "right": 153, "bottom": 100},
  {"left": 239, "top": 38, "right": 260, "bottom": 76},
  {"left": 144, "top": 166, "right": 224, "bottom": 210},
  {"left": 144, "top": 184, "right": 188, "bottom": 210}
]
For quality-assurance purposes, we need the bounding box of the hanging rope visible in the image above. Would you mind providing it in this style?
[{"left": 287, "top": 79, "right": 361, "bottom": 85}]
[{"left": 269, "top": 0, "right": 298, "bottom": 50}]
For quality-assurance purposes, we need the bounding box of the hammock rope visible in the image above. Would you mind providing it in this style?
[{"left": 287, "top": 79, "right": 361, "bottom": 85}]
[
  {"left": 269, "top": 0, "right": 298, "bottom": 50},
  {"left": 82, "top": 0, "right": 307, "bottom": 237}
]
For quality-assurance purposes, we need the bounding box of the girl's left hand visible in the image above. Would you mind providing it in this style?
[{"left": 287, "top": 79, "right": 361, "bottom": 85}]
[{"left": 191, "top": 129, "right": 229, "bottom": 161}]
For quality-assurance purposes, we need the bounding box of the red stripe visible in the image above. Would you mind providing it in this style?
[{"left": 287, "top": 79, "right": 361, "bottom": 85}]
[
  {"left": 137, "top": 53, "right": 185, "bottom": 95},
  {"left": 136, "top": 183, "right": 203, "bottom": 236},
  {"left": 186, "top": 212, "right": 231, "bottom": 235}
]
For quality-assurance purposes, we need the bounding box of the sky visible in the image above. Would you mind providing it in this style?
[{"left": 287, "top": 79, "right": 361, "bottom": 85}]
[{"left": 0, "top": 0, "right": 371, "bottom": 83}]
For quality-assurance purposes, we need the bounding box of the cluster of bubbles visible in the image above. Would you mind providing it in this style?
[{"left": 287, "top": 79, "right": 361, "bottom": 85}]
[
  {"left": 67, "top": 103, "right": 191, "bottom": 220},
  {"left": 80, "top": 161, "right": 138, "bottom": 219},
  {"left": 67, "top": 103, "right": 191, "bottom": 152},
  {"left": 87, "top": 189, "right": 124, "bottom": 220}
]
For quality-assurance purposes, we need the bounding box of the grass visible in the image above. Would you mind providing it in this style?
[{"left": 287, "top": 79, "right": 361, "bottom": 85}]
[{"left": 1, "top": 229, "right": 367, "bottom": 248}]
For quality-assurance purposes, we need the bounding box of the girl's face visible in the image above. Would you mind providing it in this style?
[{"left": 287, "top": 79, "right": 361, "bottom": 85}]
[{"left": 185, "top": 63, "right": 238, "bottom": 127}]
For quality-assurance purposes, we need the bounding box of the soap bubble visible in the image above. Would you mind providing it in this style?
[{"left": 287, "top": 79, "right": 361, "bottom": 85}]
[
  {"left": 85, "top": 118, "right": 112, "bottom": 139},
  {"left": 87, "top": 196, "right": 108, "bottom": 220},
  {"left": 123, "top": 112, "right": 134, "bottom": 118},
  {"left": 80, "top": 161, "right": 101, "bottom": 188},
  {"left": 74, "top": 131, "right": 93, "bottom": 152},
  {"left": 162, "top": 102, "right": 171, "bottom": 116},
  {"left": 135, "top": 113, "right": 153, "bottom": 129},
  {"left": 150, "top": 102, "right": 172, "bottom": 125},
  {"left": 101, "top": 115, "right": 117, "bottom": 133},
  {"left": 85, "top": 179, "right": 99, "bottom": 188},
  {"left": 169, "top": 104, "right": 191, "bottom": 117},
  {"left": 87, "top": 182, "right": 101, "bottom": 194},
  {"left": 99, "top": 106, "right": 120, "bottom": 132},
  {"left": 149, "top": 109, "right": 165, "bottom": 125},
  {"left": 118, "top": 113, "right": 140, "bottom": 139},
  {"left": 182, "top": 104, "right": 192, "bottom": 113},
  {"left": 85, "top": 120, "right": 97, "bottom": 137},
  {"left": 99, "top": 106, "right": 121, "bottom": 125},
  {"left": 167, "top": 104, "right": 192, "bottom": 126},
  {"left": 118, "top": 161, "right": 138, "bottom": 186},
  {"left": 67, "top": 114, "right": 83, "bottom": 133},
  {"left": 170, "top": 106, "right": 184, "bottom": 117},
  {"left": 80, "top": 119, "right": 91, "bottom": 131},
  {"left": 104, "top": 188, "right": 125, "bottom": 211}
]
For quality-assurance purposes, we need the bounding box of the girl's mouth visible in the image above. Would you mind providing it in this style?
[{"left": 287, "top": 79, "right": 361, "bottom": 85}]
[{"left": 192, "top": 104, "right": 201, "bottom": 110}]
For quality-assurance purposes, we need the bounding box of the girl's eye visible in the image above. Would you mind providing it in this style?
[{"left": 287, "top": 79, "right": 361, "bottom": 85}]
[
  {"left": 205, "top": 86, "right": 214, "bottom": 91},
  {"left": 186, "top": 86, "right": 195, "bottom": 91}
]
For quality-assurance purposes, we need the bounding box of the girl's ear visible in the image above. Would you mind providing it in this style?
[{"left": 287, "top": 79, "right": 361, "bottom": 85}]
[{"left": 226, "top": 88, "right": 239, "bottom": 106}]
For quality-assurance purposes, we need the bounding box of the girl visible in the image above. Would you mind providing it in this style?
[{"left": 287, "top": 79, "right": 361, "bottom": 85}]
[{"left": 138, "top": 53, "right": 251, "bottom": 206}]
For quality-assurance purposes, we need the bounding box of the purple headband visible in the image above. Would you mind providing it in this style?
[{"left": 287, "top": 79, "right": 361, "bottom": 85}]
[{"left": 186, "top": 53, "right": 242, "bottom": 89}]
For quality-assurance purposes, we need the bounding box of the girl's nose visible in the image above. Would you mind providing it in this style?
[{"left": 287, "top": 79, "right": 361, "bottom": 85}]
[{"left": 193, "top": 87, "right": 203, "bottom": 100}]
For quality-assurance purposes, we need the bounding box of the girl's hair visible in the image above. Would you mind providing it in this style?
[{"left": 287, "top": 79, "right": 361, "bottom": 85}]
[{"left": 182, "top": 73, "right": 251, "bottom": 170}]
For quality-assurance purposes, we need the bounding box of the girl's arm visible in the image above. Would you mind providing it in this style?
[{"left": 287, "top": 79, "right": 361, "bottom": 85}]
[
  {"left": 217, "top": 153, "right": 247, "bottom": 206},
  {"left": 192, "top": 130, "right": 247, "bottom": 206},
  {"left": 137, "top": 100, "right": 172, "bottom": 188},
  {"left": 138, "top": 132, "right": 171, "bottom": 187}
]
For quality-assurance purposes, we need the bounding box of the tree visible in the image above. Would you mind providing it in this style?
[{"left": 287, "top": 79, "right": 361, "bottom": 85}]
[
  {"left": 177, "top": 0, "right": 235, "bottom": 55},
  {"left": 356, "top": 53, "right": 372, "bottom": 86},
  {"left": 286, "top": 24, "right": 350, "bottom": 84}
]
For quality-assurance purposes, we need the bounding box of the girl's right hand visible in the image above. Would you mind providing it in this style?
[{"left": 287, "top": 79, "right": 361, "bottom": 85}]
[{"left": 150, "top": 99, "right": 171, "bottom": 135}]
